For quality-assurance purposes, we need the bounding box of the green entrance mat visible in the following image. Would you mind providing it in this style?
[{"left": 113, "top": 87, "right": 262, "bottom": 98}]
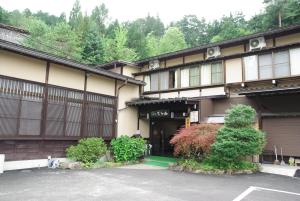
[{"left": 143, "top": 156, "right": 177, "bottom": 167}]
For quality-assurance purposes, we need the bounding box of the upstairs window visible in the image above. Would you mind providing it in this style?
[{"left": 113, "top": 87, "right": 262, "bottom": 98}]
[
  {"left": 181, "top": 68, "right": 190, "bottom": 88},
  {"left": 201, "top": 64, "right": 211, "bottom": 86},
  {"left": 244, "top": 55, "right": 258, "bottom": 81},
  {"left": 144, "top": 75, "right": 150, "bottom": 92},
  {"left": 211, "top": 62, "right": 223, "bottom": 84},
  {"left": 274, "top": 50, "right": 290, "bottom": 78},
  {"left": 259, "top": 54, "right": 273, "bottom": 79},
  {"left": 150, "top": 73, "right": 159, "bottom": 91},
  {"left": 189, "top": 65, "right": 200, "bottom": 87},
  {"left": 169, "top": 70, "right": 177, "bottom": 89},
  {"left": 159, "top": 71, "right": 169, "bottom": 90}
]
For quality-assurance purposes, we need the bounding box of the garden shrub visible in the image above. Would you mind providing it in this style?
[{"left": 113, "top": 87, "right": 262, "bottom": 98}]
[
  {"left": 170, "top": 123, "right": 221, "bottom": 160},
  {"left": 110, "top": 135, "right": 146, "bottom": 162},
  {"left": 210, "top": 104, "right": 265, "bottom": 169},
  {"left": 66, "top": 137, "right": 107, "bottom": 164}
]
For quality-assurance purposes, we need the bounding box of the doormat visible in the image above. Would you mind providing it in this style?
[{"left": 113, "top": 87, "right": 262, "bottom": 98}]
[{"left": 143, "top": 156, "right": 177, "bottom": 168}]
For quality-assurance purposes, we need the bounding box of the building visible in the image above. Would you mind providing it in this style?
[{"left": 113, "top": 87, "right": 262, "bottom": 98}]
[
  {"left": 99, "top": 25, "right": 300, "bottom": 159},
  {"left": 1, "top": 24, "right": 300, "bottom": 162}
]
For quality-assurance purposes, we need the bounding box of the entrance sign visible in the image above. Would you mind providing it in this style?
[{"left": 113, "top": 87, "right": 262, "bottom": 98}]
[
  {"left": 190, "top": 111, "right": 199, "bottom": 122},
  {"left": 185, "top": 117, "right": 190, "bottom": 128}
]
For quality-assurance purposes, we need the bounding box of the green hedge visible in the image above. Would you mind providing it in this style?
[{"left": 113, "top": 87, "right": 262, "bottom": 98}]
[
  {"left": 66, "top": 137, "right": 107, "bottom": 164},
  {"left": 110, "top": 136, "right": 146, "bottom": 162}
]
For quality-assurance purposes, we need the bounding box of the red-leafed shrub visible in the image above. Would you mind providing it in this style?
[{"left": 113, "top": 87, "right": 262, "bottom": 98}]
[{"left": 170, "top": 124, "right": 221, "bottom": 160}]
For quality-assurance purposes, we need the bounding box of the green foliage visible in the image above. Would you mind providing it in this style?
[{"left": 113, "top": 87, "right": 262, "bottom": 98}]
[
  {"left": 2, "top": 0, "right": 300, "bottom": 64},
  {"left": 69, "top": 0, "right": 83, "bottom": 30},
  {"left": 224, "top": 104, "right": 256, "bottom": 128},
  {"left": 103, "top": 26, "right": 139, "bottom": 62},
  {"left": 175, "top": 15, "right": 210, "bottom": 47},
  {"left": 178, "top": 158, "right": 259, "bottom": 172},
  {"left": 210, "top": 13, "right": 251, "bottom": 43},
  {"left": 66, "top": 138, "right": 107, "bottom": 164},
  {"left": 159, "top": 27, "right": 187, "bottom": 54},
  {"left": 210, "top": 105, "right": 265, "bottom": 169},
  {"left": 110, "top": 136, "right": 146, "bottom": 162}
]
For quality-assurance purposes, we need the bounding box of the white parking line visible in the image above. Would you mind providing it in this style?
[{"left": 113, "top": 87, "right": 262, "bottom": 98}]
[
  {"left": 232, "top": 186, "right": 256, "bottom": 201},
  {"left": 232, "top": 186, "right": 300, "bottom": 201}
]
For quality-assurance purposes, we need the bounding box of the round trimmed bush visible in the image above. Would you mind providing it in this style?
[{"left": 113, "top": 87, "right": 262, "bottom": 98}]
[
  {"left": 209, "top": 104, "right": 265, "bottom": 169},
  {"left": 224, "top": 104, "right": 256, "bottom": 128},
  {"left": 110, "top": 136, "right": 146, "bottom": 162},
  {"left": 66, "top": 137, "right": 107, "bottom": 164}
]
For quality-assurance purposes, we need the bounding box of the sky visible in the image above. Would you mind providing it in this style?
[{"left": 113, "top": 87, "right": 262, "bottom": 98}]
[{"left": 0, "top": 0, "right": 265, "bottom": 24}]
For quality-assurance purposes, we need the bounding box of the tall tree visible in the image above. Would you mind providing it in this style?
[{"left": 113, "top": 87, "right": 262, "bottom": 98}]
[
  {"left": 103, "top": 26, "right": 138, "bottom": 62},
  {"left": 145, "top": 32, "right": 160, "bottom": 57},
  {"left": 210, "top": 13, "right": 251, "bottom": 43},
  {"left": 91, "top": 3, "right": 108, "bottom": 35},
  {"left": 0, "top": 6, "right": 9, "bottom": 24},
  {"left": 69, "top": 0, "right": 82, "bottom": 30},
  {"left": 159, "top": 27, "right": 187, "bottom": 54},
  {"left": 175, "top": 15, "right": 209, "bottom": 47}
]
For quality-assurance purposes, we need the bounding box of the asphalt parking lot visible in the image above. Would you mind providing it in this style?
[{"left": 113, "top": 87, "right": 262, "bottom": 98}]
[{"left": 0, "top": 167, "right": 299, "bottom": 201}]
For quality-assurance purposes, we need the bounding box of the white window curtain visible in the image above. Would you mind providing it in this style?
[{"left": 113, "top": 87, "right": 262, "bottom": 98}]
[
  {"left": 244, "top": 55, "right": 258, "bottom": 81},
  {"left": 174, "top": 69, "right": 178, "bottom": 88},
  {"left": 274, "top": 50, "right": 290, "bottom": 78},
  {"left": 201, "top": 64, "right": 211, "bottom": 86},
  {"left": 259, "top": 54, "right": 273, "bottom": 79},
  {"left": 180, "top": 68, "right": 190, "bottom": 88},
  {"left": 159, "top": 71, "right": 169, "bottom": 90},
  {"left": 189, "top": 66, "right": 200, "bottom": 86},
  {"left": 144, "top": 75, "right": 150, "bottom": 92},
  {"left": 150, "top": 73, "right": 159, "bottom": 91},
  {"left": 290, "top": 48, "right": 300, "bottom": 76},
  {"left": 211, "top": 62, "right": 223, "bottom": 84}
]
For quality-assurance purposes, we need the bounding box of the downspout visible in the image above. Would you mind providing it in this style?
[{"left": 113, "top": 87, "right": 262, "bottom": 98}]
[{"left": 115, "top": 78, "right": 128, "bottom": 137}]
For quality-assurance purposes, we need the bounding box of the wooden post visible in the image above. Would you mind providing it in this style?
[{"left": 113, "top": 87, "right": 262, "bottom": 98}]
[
  {"left": 40, "top": 62, "right": 50, "bottom": 138},
  {"left": 80, "top": 72, "right": 88, "bottom": 137}
]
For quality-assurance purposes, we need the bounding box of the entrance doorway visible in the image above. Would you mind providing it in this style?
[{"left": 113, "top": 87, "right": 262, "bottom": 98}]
[{"left": 150, "top": 119, "right": 184, "bottom": 156}]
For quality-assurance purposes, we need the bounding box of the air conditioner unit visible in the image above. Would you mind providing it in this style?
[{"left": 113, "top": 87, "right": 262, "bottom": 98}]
[
  {"left": 149, "top": 60, "right": 160, "bottom": 70},
  {"left": 249, "top": 37, "right": 266, "bottom": 51},
  {"left": 207, "top": 46, "right": 221, "bottom": 59}
]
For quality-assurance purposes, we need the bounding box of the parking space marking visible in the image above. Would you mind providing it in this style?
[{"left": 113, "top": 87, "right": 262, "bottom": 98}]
[{"left": 232, "top": 186, "right": 300, "bottom": 201}]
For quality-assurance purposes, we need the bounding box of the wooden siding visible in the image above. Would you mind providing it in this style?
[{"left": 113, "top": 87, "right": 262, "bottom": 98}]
[{"left": 0, "top": 75, "right": 117, "bottom": 141}]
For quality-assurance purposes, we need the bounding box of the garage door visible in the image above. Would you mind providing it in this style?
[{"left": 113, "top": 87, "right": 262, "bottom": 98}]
[{"left": 262, "top": 117, "right": 300, "bottom": 157}]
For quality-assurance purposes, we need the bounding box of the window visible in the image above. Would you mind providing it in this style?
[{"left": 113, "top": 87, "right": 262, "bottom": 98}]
[
  {"left": 201, "top": 64, "right": 211, "bottom": 86},
  {"left": 189, "top": 65, "right": 200, "bottom": 87},
  {"left": 150, "top": 73, "right": 159, "bottom": 91},
  {"left": 274, "top": 50, "right": 290, "bottom": 78},
  {"left": 259, "top": 54, "right": 272, "bottom": 79},
  {"left": 169, "top": 70, "right": 176, "bottom": 89},
  {"left": 211, "top": 62, "right": 223, "bottom": 84},
  {"left": 181, "top": 68, "right": 190, "bottom": 88},
  {"left": 244, "top": 55, "right": 258, "bottom": 81},
  {"left": 290, "top": 48, "right": 300, "bottom": 75},
  {"left": 144, "top": 75, "right": 150, "bottom": 92},
  {"left": 159, "top": 71, "right": 169, "bottom": 90}
]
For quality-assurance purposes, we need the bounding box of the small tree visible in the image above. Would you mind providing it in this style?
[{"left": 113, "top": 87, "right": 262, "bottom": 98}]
[
  {"left": 170, "top": 124, "right": 220, "bottom": 161},
  {"left": 210, "top": 104, "right": 265, "bottom": 169}
]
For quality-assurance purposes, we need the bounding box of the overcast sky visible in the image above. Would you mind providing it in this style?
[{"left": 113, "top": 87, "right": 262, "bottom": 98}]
[{"left": 0, "top": 0, "right": 265, "bottom": 24}]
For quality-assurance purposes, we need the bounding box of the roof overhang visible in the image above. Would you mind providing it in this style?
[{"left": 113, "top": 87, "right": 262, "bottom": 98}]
[
  {"left": 127, "top": 95, "right": 227, "bottom": 106},
  {"left": 0, "top": 39, "right": 145, "bottom": 86},
  {"left": 238, "top": 86, "right": 300, "bottom": 96}
]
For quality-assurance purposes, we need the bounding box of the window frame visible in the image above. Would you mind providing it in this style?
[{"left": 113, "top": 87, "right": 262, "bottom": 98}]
[{"left": 189, "top": 65, "right": 201, "bottom": 87}]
